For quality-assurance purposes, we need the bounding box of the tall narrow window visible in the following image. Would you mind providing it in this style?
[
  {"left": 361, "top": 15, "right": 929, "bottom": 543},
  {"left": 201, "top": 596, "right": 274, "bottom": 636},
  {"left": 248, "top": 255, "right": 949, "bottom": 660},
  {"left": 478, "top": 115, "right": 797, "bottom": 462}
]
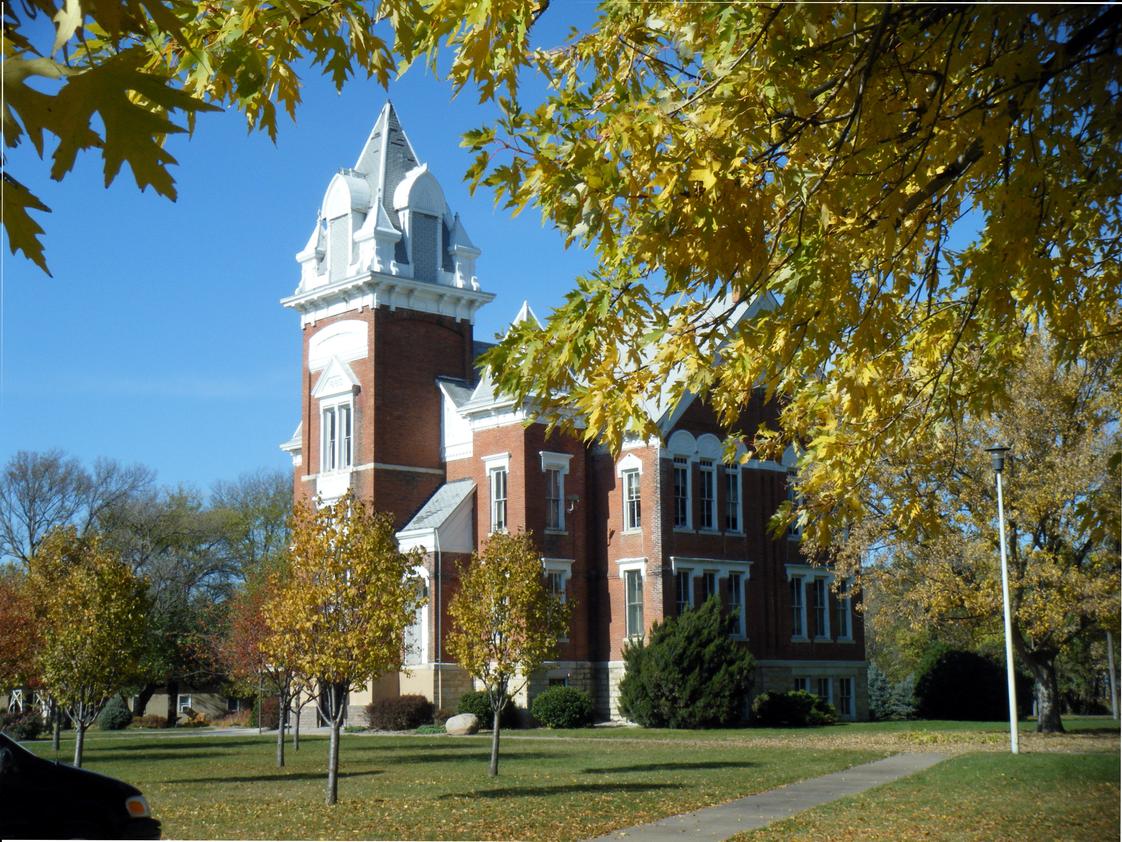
[
  {"left": 724, "top": 467, "right": 740, "bottom": 531},
  {"left": 545, "top": 468, "right": 563, "bottom": 531},
  {"left": 728, "top": 571, "right": 743, "bottom": 637},
  {"left": 623, "top": 469, "right": 641, "bottom": 530},
  {"left": 702, "top": 570, "right": 717, "bottom": 603},
  {"left": 322, "top": 407, "right": 337, "bottom": 471},
  {"left": 793, "top": 677, "right": 810, "bottom": 693},
  {"left": 835, "top": 587, "right": 851, "bottom": 640},
  {"left": 814, "top": 578, "right": 829, "bottom": 638},
  {"left": 673, "top": 457, "right": 690, "bottom": 528},
  {"left": 625, "top": 570, "right": 644, "bottom": 637},
  {"left": 790, "top": 576, "right": 805, "bottom": 638},
  {"left": 816, "top": 677, "right": 831, "bottom": 704},
  {"left": 675, "top": 570, "right": 692, "bottom": 615},
  {"left": 490, "top": 467, "right": 508, "bottom": 533},
  {"left": 698, "top": 460, "right": 716, "bottom": 530},
  {"left": 339, "top": 405, "right": 352, "bottom": 468},
  {"left": 545, "top": 570, "right": 566, "bottom": 603},
  {"left": 838, "top": 677, "right": 854, "bottom": 718}
]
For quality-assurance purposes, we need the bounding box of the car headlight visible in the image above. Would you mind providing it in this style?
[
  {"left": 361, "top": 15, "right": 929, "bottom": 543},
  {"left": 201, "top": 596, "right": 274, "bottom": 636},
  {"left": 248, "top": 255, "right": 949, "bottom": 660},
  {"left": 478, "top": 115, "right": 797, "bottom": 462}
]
[{"left": 125, "top": 795, "right": 151, "bottom": 819}]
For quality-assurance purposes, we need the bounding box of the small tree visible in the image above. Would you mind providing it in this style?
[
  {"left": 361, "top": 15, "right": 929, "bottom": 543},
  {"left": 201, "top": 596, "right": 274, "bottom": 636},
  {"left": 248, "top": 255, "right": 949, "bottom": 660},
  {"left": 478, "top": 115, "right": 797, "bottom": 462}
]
[
  {"left": 262, "top": 492, "right": 423, "bottom": 805},
  {"left": 618, "top": 596, "right": 755, "bottom": 728},
  {"left": 0, "top": 567, "right": 39, "bottom": 691},
  {"left": 29, "top": 529, "right": 148, "bottom": 766},
  {"left": 446, "top": 530, "right": 569, "bottom": 776}
]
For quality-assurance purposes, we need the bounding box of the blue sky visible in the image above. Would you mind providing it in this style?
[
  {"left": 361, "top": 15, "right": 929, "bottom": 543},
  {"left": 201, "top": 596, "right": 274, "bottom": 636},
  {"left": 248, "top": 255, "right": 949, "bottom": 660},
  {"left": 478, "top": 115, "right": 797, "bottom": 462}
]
[{"left": 1, "top": 14, "right": 598, "bottom": 493}]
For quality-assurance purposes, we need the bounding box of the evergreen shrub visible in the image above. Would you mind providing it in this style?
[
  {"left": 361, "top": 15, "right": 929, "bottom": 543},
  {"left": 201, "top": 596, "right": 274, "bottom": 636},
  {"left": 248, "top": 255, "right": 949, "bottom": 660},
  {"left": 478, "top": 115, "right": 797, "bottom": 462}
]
[
  {"left": 618, "top": 596, "right": 755, "bottom": 728},
  {"left": 0, "top": 709, "right": 44, "bottom": 740},
  {"left": 868, "top": 664, "right": 916, "bottom": 721},
  {"left": 457, "top": 690, "right": 519, "bottom": 729},
  {"left": 530, "top": 686, "right": 594, "bottom": 728},
  {"left": 96, "top": 696, "right": 133, "bottom": 730},
  {"left": 751, "top": 690, "right": 816, "bottom": 726},
  {"left": 366, "top": 695, "right": 434, "bottom": 730}
]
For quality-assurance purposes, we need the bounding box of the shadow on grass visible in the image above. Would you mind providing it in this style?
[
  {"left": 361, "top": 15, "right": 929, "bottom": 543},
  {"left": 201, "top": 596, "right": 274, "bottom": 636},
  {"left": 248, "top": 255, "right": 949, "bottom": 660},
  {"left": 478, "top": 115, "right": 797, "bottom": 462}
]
[
  {"left": 90, "top": 737, "right": 267, "bottom": 752},
  {"left": 441, "top": 782, "right": 683, "bottom": 799},
  {"left": 583, "top": 760, "right": 759, "bottom": 774},
  {"left": 376, "top": 750, "right": 565, "bottom": 765},
  {"left": 83, "top": 750, "right": 234, "bottom": 763},
  {"left": 165, "top": 769, "right": 385, "bottom": 784}
]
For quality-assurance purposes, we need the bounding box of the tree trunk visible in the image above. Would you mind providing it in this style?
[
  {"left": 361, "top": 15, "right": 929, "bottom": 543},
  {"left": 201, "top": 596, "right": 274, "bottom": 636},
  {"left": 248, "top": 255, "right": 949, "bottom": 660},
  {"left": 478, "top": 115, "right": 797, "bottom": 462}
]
[
  {"left": 293, "top": 701, "right": 301, "bottom": 750},
  {"left": 489, "top": 707, "right": 501, "bottom": 777},
  {"left": 324, "top": 682, "right": 346, "bottom": 806},
  {"left": 51, "top": 701, "right": 61, "bottom": 751},
  {"left": 1028, "top": 656, "right": 1065, "bottom": 733},
  {"left": 73, "top": 720, "right": 86, "bottom": 768},
  {"left": 133, "top": 684, "right": 156, "bottom": 717},
  {"left": 166, "top": 679, "right": 179, "bottom": 727},
  {"left": 275, "top": 698, "right": 286, "bottom": 769}
]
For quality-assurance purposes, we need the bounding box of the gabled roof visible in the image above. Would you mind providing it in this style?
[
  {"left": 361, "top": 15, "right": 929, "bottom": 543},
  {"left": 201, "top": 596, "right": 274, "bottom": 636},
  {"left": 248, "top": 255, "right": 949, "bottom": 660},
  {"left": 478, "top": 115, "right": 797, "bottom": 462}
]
[
  {"left": 436, "top": 377, "right": 475, "bottom": 408},
  {"left": 311, "top": 356, "right": 361, "bottom": 399},
  {"left": 399, "top": 479, "right": 475, "bottom": 532}
]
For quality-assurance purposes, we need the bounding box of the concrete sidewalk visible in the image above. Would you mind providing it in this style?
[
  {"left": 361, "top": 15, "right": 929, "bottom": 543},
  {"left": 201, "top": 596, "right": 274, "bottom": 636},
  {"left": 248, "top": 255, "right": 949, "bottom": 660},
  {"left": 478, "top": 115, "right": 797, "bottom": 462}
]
[{"left": 587, "top": 752, "right": 948, "bottom": 841}]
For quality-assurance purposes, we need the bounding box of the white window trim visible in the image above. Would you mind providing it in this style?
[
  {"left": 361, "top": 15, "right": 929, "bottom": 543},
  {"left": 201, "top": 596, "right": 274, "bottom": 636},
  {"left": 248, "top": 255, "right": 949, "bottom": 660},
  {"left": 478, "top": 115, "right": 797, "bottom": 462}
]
[
  {"left": 672, "top": 456, "right": 693, "bottom": 532},
  {"left": 483, "top": 452, "right": 511, "bottom": 535},
  {"left": 540, "top": 451, "right": 572, "bottom": 534},
  {"left": 177, "top": 694, "right": 193, "bottom": 714},
  {"left": 697, "top": 459, "right": 717, "bottom": 532},
  {"left": 837, "top": 676, "right": 856, "bottom": 719},
  {"left": 542, "top": 558, "right": 573, "bottom": 642},
  {"left": 674, "top": 567, "right": 694, "bottom": 614},
  {"left": 816, "top": 676, "right": 833, "bottom": 706},
  {"left": 616, "top": 557, "right": 646, "bottom": 640},
  {"left": 727, "top": 570, "right": 747, "bottom": 640},
  {"left": 319, "top": 396, "right": 355, "bottom": 473},
  {"left": 813, "top": 577, "right": 832, "bottom": 642},
  {"left": 834, "top": 581, "right": 854, "bottom": 643},
  {"left": 616, "top": 455, "right": 643, "bottom": 533},
  {"left": 787, "top": 573, "right": 808, "bottom": 642},
  {"left": 724, "top": 465, "right": 743, "bottom": 534}
]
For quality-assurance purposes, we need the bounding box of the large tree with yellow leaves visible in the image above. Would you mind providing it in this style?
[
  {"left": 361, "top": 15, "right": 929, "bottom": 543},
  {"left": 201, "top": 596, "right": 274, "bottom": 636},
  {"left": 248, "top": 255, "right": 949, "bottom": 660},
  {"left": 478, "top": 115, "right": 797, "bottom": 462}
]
[
  {"left": 826, "top": 337, "right": 1120, "bottom": 733},
  {"left": 261, "top": 492, "right": 423, "bottom": 805},
  {"left": 5, "top": 3, "right": 1120, "bottom": 539}
]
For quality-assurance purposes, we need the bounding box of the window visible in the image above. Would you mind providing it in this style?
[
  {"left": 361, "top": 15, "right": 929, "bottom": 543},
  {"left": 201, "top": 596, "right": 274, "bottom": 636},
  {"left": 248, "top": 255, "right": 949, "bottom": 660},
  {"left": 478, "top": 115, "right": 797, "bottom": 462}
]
[
  {"left": 728, "top": 571, "right": 744, "bottom": 637},
  {"left": 625, "top": 569, "right": 644, "bottom": 637},
  {"left": 490, "top": 466, "right": 508, "bottom": 533},
  {"left": 673, "top": 457, "right": 690, "bottom": 529},
  {"left": 548, "top": 676, "right": 568, "bottom": 688},
  {"left": 835, "top": 586, "right": 851, "bottom": 640},
  {"left": 321, "top": 403, "right": 353, "bottom": 472},
  {"left": 546, "top": 569, "right": 566, "bottom": 603},
  {"left": 543, "top": 559, "right": 573, "bottom": 642},
  {"left": 790, "top": 576, "right": 806, "bottom": 638},
  {"left": 838, "top": 677, "right": 854, "bottom": 718},
  {"left": 545, "top": 468, "right": 563, "bottom": 531},
  {"left": 623, "top": 469, "right": 641, "bottom": 530},
  {"left": 816, "top": 677, "right": 831, "bottom": 704},
  {"left": 702, "top": 570, "right": 717, "bottom": 603},
  {"left": 698, "top": 460, "right": 716, "bottom": 530},
  {"left": 793, "top": 677, "right": 811, "bottom": 693},
  {"left": 675, "top": 569, "right": 693, "bottom": 615},
  {"left": 724, "top": 467, "right": 740, "bottom": 532},
  {"left": 177, "top": 694, "right": 192, "bottom": 714},
  {"left": 813, "top": 578, "right": 830, "bottom": 638}
]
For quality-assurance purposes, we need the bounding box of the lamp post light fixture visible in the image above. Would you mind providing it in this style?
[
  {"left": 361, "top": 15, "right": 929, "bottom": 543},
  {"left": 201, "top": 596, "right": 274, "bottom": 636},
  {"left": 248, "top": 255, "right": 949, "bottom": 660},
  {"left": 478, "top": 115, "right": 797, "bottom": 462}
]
[{"left": 986, "top": 444, "right": 1019, "bottom": 754}]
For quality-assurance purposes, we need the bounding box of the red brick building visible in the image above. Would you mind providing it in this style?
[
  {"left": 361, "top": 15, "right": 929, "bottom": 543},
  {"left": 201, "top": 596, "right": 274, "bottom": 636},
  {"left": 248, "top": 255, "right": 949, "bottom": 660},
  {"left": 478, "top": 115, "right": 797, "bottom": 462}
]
[{"left": 280, "top": 104, "right": 868, "bottom": 722}]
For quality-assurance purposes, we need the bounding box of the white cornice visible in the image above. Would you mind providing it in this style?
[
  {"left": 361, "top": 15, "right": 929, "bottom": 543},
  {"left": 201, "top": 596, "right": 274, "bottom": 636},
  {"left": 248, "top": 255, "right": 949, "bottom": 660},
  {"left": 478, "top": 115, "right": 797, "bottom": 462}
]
[{"left": 282, "top": 270, "right": 495, "bottom": 326}]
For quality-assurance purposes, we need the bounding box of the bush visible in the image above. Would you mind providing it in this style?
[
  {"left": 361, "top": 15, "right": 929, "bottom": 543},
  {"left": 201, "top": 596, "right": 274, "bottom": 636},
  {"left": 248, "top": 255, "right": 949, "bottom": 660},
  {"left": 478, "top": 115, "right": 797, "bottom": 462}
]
[
  {"left": 366, "top": 695, "right": 434, "bottom": 730},
  {"left": 251, "top": 695, "right": 280, "bottom": 729},
  {"left": 96, "top": 696, "right": 133, "bottom": 730},
  {"left": 457, "top": 690, "right": 519, "bottom": 729},
  {"left": 214, "top": 709, "right": 252, "bottom": 728},
  {"left": 132, "top": 713, "right": 171, "bottom": 729},
  {"left": 808, "top": 697, "right": 838, "bottom": 726},
  {"left": 415, "top": 723, "right": 446, "bottom": 735},
  {"left": 179, "top": 710, "right": 210, "bottom": 728},
  {"left": 752, "top": 690, "right": 816, "bottom": 726},
  {"left": 0, "top": 709, "right": 44, "bottom": 740},
  {"left": 530, "top": 686, "right": 594, "bottom": 728},
  {"left": 434, "top": 707, "right": 456, "bottom": 726},
  {"left": 618, "top": 596, "right": 755, "bottom": 728},
  {"left": 914, "top": 649, "right": 1030, "bottom": 720}
]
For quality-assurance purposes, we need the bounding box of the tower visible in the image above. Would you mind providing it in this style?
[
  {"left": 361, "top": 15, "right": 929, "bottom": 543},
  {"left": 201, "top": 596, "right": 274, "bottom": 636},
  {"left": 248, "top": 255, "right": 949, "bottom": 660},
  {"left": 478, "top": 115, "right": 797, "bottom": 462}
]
[{"left": 280, "top": 103, "right": 495, "bottom": 526}]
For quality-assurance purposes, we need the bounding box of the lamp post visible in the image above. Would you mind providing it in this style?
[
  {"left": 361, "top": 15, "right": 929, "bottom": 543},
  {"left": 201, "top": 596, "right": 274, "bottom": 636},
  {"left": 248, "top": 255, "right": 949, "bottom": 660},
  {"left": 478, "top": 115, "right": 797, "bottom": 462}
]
[{"left": 986, "top": 445, "right": 1019, "bottom": 754}]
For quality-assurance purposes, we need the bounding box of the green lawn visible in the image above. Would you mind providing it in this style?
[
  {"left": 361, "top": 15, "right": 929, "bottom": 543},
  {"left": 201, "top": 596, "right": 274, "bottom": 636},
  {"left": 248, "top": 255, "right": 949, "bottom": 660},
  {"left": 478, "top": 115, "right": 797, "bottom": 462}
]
[
  {"left": 735, "top": 751, "right": 1120, "bottom": 842},
  {"left": 23, "top": 731, "right": 883, "bottom": 840}
]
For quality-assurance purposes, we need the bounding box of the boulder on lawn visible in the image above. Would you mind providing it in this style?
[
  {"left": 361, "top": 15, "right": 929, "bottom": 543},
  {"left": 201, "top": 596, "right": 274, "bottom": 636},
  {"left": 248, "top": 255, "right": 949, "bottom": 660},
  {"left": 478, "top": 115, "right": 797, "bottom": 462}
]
[{"left": 445, "top": 713, "right": 480, "bottom": 735}]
